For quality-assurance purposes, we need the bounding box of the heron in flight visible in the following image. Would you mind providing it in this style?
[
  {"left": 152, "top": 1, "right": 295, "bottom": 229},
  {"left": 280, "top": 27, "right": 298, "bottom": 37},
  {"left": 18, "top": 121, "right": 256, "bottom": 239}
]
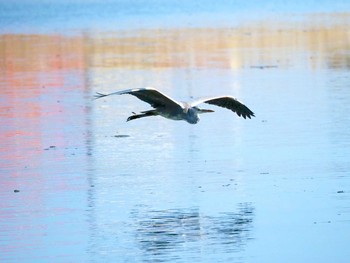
[{"left": 94, "top": 87, "right": 254, "bottom": 124}]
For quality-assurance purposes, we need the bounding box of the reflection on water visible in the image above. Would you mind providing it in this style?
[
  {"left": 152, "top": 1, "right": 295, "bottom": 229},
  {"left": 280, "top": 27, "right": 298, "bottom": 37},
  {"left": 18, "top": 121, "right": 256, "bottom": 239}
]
[
  {"left": 1, "top": 10, "right": 350, "bottom": 263},
  {"left": 1, "top": 14, "right": 349, "bottom": 74},
  {"left": 86, "top": 17, "right": 350, "bottom": 71},
  {"left": 132, "top": 204, "right": 254, "bottom": 261}
]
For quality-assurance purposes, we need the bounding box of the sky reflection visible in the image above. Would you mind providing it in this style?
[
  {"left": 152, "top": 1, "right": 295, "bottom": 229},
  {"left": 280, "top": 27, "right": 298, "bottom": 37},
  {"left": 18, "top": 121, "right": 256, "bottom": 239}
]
[{"left": 0, "top": 9, "right": 350, "bottom": 263}]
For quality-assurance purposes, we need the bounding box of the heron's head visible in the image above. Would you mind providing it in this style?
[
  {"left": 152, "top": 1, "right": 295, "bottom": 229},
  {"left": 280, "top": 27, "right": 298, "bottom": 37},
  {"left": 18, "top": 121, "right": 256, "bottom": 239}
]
[{"left": 185, "top": 107, "right": 200, "bottom": 124}]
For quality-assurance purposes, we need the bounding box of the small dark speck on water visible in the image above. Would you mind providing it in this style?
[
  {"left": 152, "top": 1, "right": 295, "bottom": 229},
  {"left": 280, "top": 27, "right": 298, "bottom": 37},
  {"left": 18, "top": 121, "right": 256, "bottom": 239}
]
[
  {"left": 14, "top": 189, "right": 20, "bottom": 193},
  {"left": 314, "top": 220, "right": 332, "bottom": 224},
  {"left": 250, "top": 65, "right": 278, "bottom": 69},
  {"left": 44, "top": 145, "right": 57, "bottom": 150},
  {"left": 260, "top": 172, "right": 270, "bottom": 175},
  {"left": 114, "top": 135, "right": 130, "bottom": 138},
  {"left": 337, "top": 190, "right": 344, "bottom": 193}
]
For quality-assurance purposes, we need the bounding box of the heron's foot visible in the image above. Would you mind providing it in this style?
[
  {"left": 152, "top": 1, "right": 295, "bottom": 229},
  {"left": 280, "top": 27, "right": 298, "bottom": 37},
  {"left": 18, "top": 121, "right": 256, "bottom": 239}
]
[
  {"left": 126, "top": 115, "right": 139, "bottom": 122},
  {"left": 126, "top": 110, "right": 158, "bottom": 122},
  {"left": 93, "top": 92, "right": 108, "bottom": 100}
]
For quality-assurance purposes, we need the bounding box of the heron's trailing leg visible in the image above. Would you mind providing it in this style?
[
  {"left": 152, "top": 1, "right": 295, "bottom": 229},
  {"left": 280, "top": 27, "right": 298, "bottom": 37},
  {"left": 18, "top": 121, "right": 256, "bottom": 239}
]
[{"left": 127, "top": 110, "right": 158, "bottom": 122}]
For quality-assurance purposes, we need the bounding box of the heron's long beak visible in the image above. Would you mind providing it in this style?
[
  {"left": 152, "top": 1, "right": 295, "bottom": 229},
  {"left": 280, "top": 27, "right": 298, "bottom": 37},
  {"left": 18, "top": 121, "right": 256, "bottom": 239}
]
[{"left": 198, "top": 108, "right": 215, "bottom": 114}]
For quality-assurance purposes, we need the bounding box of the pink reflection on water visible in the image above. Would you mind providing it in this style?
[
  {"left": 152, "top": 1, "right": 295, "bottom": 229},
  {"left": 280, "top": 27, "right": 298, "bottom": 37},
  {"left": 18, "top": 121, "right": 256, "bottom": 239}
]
[
  {"left": 0, "top": 34, "right": 88, "bottom": 170},
  {"left": 0, "top": 34, "right": 92, "bottom": 259}
]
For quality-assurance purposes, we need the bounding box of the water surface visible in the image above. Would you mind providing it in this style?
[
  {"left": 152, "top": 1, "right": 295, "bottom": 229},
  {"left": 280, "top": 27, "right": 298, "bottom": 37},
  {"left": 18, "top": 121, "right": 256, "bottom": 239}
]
[{"left": 1, "top": 2, "right": 350, "bottom": 263}]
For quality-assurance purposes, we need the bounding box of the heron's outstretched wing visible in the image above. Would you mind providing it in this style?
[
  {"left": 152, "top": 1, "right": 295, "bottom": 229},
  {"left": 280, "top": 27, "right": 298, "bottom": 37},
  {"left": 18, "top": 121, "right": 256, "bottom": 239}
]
[
  {"left": 94, "top": 87, "right": 183, "bottom": 109},
  {"left": 191, "top": 96, "right": 255, "bottom": 119}
]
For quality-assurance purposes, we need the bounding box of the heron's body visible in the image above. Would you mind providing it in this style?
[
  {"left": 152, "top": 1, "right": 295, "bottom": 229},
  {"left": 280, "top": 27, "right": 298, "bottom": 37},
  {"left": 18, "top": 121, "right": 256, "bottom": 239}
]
[{"left": 94, "top": 87, "right": 254, "bottom": 124}]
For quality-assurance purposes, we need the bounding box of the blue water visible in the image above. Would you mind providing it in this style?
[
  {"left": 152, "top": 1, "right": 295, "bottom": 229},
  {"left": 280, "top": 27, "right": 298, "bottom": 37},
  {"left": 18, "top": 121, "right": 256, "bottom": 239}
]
[
  {"left": 1, "top": 0, "right": 350, "bottom": 33},
  {"left": 1, "top": 1, "right": 350, "bottom": 263}
]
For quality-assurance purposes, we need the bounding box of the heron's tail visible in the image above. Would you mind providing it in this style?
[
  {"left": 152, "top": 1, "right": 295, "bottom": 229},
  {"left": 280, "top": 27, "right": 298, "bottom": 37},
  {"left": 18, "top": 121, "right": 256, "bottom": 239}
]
[{"left": 127, "top": 110, "right": 158, "bottom": 122}]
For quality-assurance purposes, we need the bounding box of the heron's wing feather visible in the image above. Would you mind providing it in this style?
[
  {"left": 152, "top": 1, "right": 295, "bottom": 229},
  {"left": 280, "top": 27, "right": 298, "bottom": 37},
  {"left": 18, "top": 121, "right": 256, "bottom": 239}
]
[
  {"left": 94, "top": 87, "right": 183, "bottom": 109},
  {"left": 191, "top": 96, "right": 255, "bottom": 119},
  {"left": 94, "top": 91, "right": 125, "bottom": 99},
  {"left": 126, "top": 88, "right": 182, "bottom": 109}
]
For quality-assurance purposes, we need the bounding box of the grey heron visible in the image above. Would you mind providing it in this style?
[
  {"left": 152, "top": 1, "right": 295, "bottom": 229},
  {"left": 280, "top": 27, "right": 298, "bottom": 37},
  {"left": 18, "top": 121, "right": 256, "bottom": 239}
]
[{"left": 94, "top": 87, "right": 255, "bottom": 124}]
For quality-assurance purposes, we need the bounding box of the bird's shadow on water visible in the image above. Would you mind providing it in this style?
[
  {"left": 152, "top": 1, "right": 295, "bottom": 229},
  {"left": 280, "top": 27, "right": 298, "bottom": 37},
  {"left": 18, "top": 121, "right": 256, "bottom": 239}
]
[{"left": 130, "top": 203, "right": 254, "bottom": 261}]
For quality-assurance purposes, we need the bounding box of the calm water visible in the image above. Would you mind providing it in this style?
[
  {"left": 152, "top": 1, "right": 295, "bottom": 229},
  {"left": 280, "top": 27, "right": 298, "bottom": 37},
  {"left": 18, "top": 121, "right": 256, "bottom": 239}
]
[{"left": 1, "top": 1, "right": 350, "bottom": 263}]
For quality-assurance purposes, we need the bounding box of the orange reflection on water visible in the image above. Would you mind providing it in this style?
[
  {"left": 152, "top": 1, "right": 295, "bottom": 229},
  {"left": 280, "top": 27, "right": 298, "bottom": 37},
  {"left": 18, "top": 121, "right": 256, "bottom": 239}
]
[
  {"left": 0, "top": 34, "right": 91, "bottom": 252},
  {"left": 0, "top": 34, "right": 86, "bottom": 73},
  {"left": 0, "top": 34, "right": 88, "bottom": 174},
  {"left": 86, "top": 14, "right": 350, "bottom": 70},
  {"left": 0, "top": 13, "right": 349, "bottom": 173}
]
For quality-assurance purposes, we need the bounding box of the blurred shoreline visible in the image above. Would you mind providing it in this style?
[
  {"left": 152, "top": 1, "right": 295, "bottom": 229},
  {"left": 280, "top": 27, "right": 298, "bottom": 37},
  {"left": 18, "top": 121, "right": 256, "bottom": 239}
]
[{"left": 1, "top": 13, "right": 349, "bottom": 74}]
